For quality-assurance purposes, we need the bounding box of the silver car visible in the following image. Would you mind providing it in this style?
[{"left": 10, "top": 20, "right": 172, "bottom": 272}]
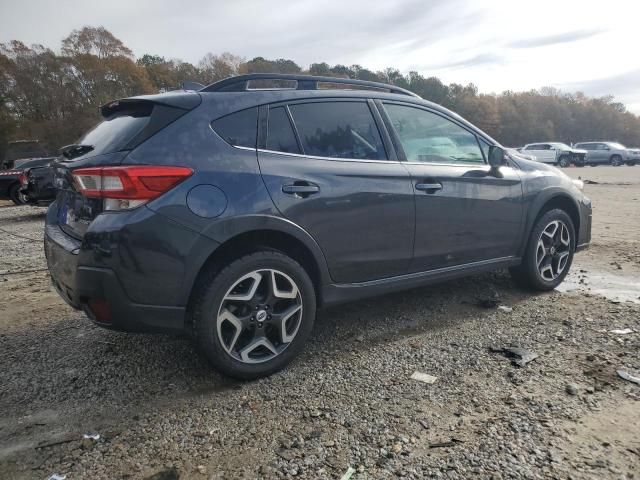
[{"left": 573, "top": 141, "right": 639, "bottom": 166}]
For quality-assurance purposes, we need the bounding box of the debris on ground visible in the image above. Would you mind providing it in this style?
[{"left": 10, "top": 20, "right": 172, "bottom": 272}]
[
  {"left": 617, "top": 370, "right": 640, "bottom": 385},
  {"left": 566, "top": 383, "right": 579, "bottom": 395},
  {"left": 497, "top": 305, "right": 513, "bottom": 313},
  {"left": 418, "top": 419, "right": 430, "bottom": 430},
  {"left": 490, "top": 346, "right": 539, "bottom": 367},
  {"left": 47, "top": 475, "right": 66, "bottom": 480},
  {"left": 610, "top": 328, "right": 634, "bottom": 335},
  {"left": 82, "top": 433, "right": 100, "bottom": 441},
  {"left": 340, "top": 466, "right": 356, "bottom": 480},
  {"left": 583, "top": 179, "right": 599, "bottom": 184},
  {"left": 429, "top": 438, "right": 465, "bottom": 449},
  {"left": 410, "top": 371, "right": 438, "bottom": 384}
]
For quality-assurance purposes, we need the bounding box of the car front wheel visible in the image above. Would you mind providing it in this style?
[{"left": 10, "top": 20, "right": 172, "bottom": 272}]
[
  {"left": 191, "top": 251, "right": 316, "bottom": 380},
  {"left": 557, "top": 156, "right": 570, "bottom": 168},
  {"left": 611, "top": 155, "right": 623, "bottom": 166},
  {"left": 510, "top": 209, "right": 575, "bottom": 291}
]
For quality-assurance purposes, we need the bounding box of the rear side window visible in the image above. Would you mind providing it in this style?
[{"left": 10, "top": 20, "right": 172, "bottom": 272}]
[
  {"left": 211, "top": 107, "right": 257, "bottom": 148},
  {"left": 267, "top": 107, "right": 301, "bottom": 154},
  {"left": 288, "top": 102, "right": 386, "bottom": 160}
]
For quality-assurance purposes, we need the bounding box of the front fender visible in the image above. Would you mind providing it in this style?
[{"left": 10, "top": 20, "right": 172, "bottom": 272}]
[{"left": 519, "top": 186, "right": 583, "bottom": 256}]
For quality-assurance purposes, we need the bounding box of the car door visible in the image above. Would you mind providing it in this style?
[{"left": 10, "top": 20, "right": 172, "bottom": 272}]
[
  {"left": 378, "top": 101, "right": 523, "bottom": 272},
  {"left": 257, "top": 99, "right": 415, "bottom": 284},
  {"left": 594, "top": 143, "right": 611, "bottom": 164},
  {"left": 523, "top": 144, "right": 545, "bottom": 163}
]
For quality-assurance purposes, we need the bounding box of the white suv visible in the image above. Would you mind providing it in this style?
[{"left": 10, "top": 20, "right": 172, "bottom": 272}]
[{"left": 520, "top": 142, "right": 587, "bottom": 167}]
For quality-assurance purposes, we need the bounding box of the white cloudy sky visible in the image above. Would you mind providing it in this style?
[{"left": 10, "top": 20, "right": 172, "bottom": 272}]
[{"left": 2, "top": 0, "right": 639, "bottom": 112}]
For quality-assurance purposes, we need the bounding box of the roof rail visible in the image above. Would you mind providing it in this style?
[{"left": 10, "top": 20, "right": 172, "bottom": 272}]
[{"left": 201, "top": 73, "right": 420, "bottom": 98}]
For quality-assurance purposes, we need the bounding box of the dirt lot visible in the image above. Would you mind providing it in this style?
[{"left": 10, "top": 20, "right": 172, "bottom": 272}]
[{"left": 1, "top": 166, "right": 639, "bottom": 480}]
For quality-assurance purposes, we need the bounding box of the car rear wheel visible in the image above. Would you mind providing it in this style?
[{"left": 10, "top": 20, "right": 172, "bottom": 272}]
[
  {"left": 8, "top": 183, "right": 27, "bottom": 205},
  {"left": 191, "top": 251, "right": 316, "bottom": 380},
  {"left": 510, "top": 209, "right": 575, "bottom": 291},
  {"left": 611, "top": 155, "right": 623, "bottom": 166},
  {"left": 625, "top": 161, "right": 636, "bottom": 166},
  {"left": 557, "top": 156, "right": 570, "bottom": 168}
]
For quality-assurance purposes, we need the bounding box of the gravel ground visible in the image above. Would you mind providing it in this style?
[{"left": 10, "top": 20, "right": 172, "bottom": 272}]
[{"left": 1, "top": 166, "right": 639, "bottom": 479}]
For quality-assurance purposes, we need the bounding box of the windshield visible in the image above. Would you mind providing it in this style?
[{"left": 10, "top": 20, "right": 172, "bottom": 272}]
[
  {"left": 551, "top": 143, "right": 571, "bottom": 149},
  {"left": 608, "top": 142, "right": 626, "bottom": 149}
]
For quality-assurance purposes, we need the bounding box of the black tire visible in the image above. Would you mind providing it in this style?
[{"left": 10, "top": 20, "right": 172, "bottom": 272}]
[
  {"left": 557, "top": 155, "right": 570, "bottom": 168},
  {"left": 9, "top": 183, "right": 26, "bottom": 205},
  {"left": 190, "top": 251, "right": 316, "bottom": 380},
  {"left": 625, "top": 161, "right": 636, "bottom": 166},
  {"left": 510, "top": 209, "right": 575, "bottom": 291},
  {"left": 611, "top": 155, "right": 623, "bottom": 166}
]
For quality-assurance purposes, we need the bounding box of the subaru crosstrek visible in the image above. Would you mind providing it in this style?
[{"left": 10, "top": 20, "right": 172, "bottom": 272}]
[{"left": 45, "top": 74, "right": 592, "bottom": 379}]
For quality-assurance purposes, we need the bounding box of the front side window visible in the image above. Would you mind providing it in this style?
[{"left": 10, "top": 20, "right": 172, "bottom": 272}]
[
  {"left": 211, "top": 107, "right": 257, "bottom": 148},
  {"left": 288, "top": 102, "right": 386, "bottom": 160},
  {"left": 384, "top": 104, "right": 484, "bottom": 164},
  {"left": 266, "top": 107, "right": 300, "bottom": 154}
]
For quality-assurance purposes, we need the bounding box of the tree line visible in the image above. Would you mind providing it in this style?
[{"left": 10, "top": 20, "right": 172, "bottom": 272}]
[{"left": 1, "top": 26, "right": 639, "bottom": 160}]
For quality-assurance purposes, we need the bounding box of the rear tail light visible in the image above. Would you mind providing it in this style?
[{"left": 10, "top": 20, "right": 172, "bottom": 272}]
[
  {"left": 19, "top": 171, "right": 28, "bottom": 186},
  {"left": 72, "top": 165, "right": 193, "bottom": 211}
]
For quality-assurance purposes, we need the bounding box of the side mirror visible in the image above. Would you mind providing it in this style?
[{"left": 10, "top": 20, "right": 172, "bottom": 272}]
[{"left": 488, "top": 146, "right": 506, "bottom": 168}]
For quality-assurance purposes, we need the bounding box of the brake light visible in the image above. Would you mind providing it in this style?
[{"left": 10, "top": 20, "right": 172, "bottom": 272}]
[
  {"left": 72, "top": 166, "right": 193, "bottom": 210},
  {"left": 19, "top": 171, "right": 28, "bottom": 186}
]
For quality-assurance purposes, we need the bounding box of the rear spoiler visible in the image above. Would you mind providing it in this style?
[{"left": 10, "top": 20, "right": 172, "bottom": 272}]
[{"left": 100, "top": 91, "right": 202, "bottom": 118}]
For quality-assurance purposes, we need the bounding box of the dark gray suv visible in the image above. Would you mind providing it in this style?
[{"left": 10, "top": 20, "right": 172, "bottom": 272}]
[{"left": 45, "top": 74, "right": 592, "bottom": 379}]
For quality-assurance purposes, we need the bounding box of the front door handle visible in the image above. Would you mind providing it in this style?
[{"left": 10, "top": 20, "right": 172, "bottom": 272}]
[
  {"left": 282, "top": 182, "right": 320, "bottom": 196},
  {"left": 415, "top": 182, "right": 442, "bottom": 193}
]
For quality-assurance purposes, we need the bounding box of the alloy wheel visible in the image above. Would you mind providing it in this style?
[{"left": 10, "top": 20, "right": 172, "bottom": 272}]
[
  {"left": 216, "top": 269, "right": 303, "bottom": 364},
  {"left": 535, "top": 220, "right": 571, "bottom": 281}
]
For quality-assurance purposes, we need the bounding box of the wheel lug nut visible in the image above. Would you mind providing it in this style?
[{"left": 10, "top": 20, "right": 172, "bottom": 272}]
[{"left": 267, "top": 315, "right": 272, "bottom": 320}]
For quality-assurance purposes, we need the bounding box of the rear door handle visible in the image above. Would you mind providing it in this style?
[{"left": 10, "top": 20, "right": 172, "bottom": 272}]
[
  {"left": 282, "top": 183, "right": 320, "bottom": 196},
  {"left": 415, "top": 182, "right": 442, "bottom": 192}
]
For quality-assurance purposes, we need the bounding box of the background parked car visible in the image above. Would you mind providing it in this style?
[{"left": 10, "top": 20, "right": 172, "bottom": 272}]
[
  {"left": 573, "top": 142, "right": 638, "bottom": 166},
  {"left": 519, "top": 142, "right": 587, "bottom": 167},
  {"left": 19, "top": 161, "right": 57, "bottom": 206},
  {"left": 0, "top": 157, "right": 55, "bottom": 205}
]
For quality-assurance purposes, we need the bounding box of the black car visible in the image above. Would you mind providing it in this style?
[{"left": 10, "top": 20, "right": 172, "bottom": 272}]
[
  {"left": 20, "top": 161, "right": 57, "bottom": 205},
  {"left": 0, "top": 157, "right": 54, "bottom": 205},
  {"left": 44, "top": 74, "right": 592, "bottom": 379}
]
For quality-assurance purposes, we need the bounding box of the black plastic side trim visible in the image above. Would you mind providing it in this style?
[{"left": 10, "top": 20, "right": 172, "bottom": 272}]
[{"left": 320, "top": 257, "right": 520, "bottom": 307}]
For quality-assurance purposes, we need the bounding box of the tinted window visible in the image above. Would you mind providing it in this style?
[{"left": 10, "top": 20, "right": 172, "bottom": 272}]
[
  {"left": 79, "top": 104, "right": 152, "bottom": 157},
  {"left": 384, "top": 104, "right": 484, "bottom": 164},
  {"left": 267, "top": 107, "right": 300, "bottom": 154},
  {"left": 288, "top": 102, "right": 386, "bottom": 160},
  {"left": 211, "top": 107, "right": 257, "bottom": 148}
]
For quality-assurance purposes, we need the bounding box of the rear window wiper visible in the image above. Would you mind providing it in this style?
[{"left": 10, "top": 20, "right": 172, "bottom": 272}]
[{"left": 61, "top": 144, "right": 94, "bottom": 160}]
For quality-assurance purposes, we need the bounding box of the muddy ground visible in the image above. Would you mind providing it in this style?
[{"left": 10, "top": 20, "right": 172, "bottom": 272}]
[{"left": 0, "top": 166, "right": 639, "bottom": 479}]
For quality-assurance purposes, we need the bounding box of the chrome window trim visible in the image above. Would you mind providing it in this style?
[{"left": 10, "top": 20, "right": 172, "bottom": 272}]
[
  {"left": 233, "top": 145, "right": 257, "bottom": 152},
  {"left": 402, "top": 160, "right": 492, "bottom": 168},
  {"left": 255, "top": 148, "right": 400, "bottom": 164}
]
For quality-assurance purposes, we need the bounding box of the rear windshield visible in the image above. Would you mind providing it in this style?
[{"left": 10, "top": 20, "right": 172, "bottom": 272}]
[{"left": 77, "top": 103, "right": 153, "bottom": 157}]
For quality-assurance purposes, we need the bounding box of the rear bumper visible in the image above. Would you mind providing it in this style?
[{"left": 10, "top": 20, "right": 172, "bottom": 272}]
[{"left": 45, "top": 219, "right": 186, "bottom": 334}]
